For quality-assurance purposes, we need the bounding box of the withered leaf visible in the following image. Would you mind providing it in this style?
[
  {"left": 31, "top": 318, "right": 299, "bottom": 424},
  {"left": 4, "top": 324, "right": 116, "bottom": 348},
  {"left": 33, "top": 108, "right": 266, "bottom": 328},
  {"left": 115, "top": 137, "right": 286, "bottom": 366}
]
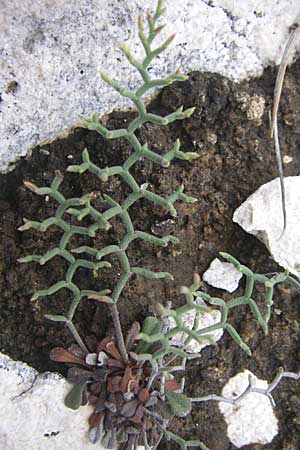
[
  {"left": 165, "top": 379, "right": 181, "bottom": 391},
  {"left": 89, "top": 412, "right": 102, "bottom": 428},
  {"left": 97, "top": 336, "right": 113, "bottom": 353},
  {"left": 95, "top": 397, "right": 106, "bottom": 413},
  {"left": 107, "top": 375, "right": 122, "bottom": 393},
  {"left": 120, "top": 366, "right": 133, "bottom": 393},
  {"left": 88, "top": 423, "right": 102, "bottom": 444},
  {"left": 107, "top": 358, "right": 125, "bottom": 369},
  {"left": 129, "top": 403, "right": 144, "bottom": 423},
  {"left": 120, "top": 398, "right": 139, "bottom": 418},
  {"left": 138, "top": 387, "right": 150, "bottom": 403},
  {"left": 106, "top": 341, "right": 122, "bottom": 360},
  {"left": 50, "top": 347, "right": 90, "bottom": 367},
  {"left": 67, "top": 344, "right": 86, "bottom": 359}
]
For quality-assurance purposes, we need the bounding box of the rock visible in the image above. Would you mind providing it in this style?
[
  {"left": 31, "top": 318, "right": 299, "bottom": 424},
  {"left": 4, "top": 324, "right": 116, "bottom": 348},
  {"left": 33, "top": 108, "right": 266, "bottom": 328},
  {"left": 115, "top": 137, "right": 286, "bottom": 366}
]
[
  {"left": 0, "top": 353, "right": 149, "bottom": 450},
  {"left": 233, "top": 176, "right": 300, "bottom": 276},
  {"left": 218, "top": 370, "right": 278, "bottom": 448},
  {"left": 203, "top": 258, "right": 243, "bottom": 292},
  {"left": 1, "top": 0, "right": 300, "bottom": 173},
  {"left": 168, "top": 298, "right": 224, "bottom": 353},
  {"left": 0, "top": 353, "right": 99, "bottom": 449}
]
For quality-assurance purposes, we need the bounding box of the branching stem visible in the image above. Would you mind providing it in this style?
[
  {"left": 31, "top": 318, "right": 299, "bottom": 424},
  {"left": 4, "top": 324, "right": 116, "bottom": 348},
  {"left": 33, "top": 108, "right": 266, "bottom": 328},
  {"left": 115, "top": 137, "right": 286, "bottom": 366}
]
[
  {"left": 191, "top": 367, "right": 300, "bottom": 408},
  {"left": 66, "top": 321, "right": 89, "bottom": 354}
]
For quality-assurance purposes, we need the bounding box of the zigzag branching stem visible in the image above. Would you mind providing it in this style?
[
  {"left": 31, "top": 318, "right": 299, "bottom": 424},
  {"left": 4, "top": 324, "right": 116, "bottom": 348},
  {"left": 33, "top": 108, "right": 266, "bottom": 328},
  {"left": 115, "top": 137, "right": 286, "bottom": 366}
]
[{"left": 191, "top": 367, "right": 300, "bottom": 408}]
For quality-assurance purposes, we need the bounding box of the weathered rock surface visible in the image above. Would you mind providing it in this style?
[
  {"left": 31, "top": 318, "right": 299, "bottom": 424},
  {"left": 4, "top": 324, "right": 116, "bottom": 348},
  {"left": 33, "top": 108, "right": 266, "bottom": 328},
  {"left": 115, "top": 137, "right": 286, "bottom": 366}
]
[
  {"left": 0, "top": 353, "right": 100, "bottom": 450},
  {"left": 233, "top": 176, "right": 300, "bottom": 276},
  {"left": 219, "top": 370, "right": 278, "bottom": 448},
  {"left": 1, "top": 0, "right": 300, "bottom": 172},
  {"left": 203, "top": 258, "right": 243, "bottom": 292}
]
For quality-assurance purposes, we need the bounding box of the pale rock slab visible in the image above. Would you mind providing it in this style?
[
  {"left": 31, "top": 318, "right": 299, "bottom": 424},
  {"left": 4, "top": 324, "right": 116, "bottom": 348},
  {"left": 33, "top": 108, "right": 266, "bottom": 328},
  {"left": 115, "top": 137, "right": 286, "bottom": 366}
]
[
  {"left": 233, "top": 176, "right": 300, "bottom": 276},
  {"left": 203, "top": 258, "right": 243, "bottom": 292},
  {"left": 1, "top": 0, "right": 300, "bottom": 172},
  {"left": 168, "top": 297, "right": 223, "bottom": 353},
  {"left": 0, "top": 353, "right": 153, "bottom": 450},
  {"left": 219, "top": 370, "right": 278, "bottom": 448},
  {"left": 0, "top": 353, "right": 101, "bottom": 450}
]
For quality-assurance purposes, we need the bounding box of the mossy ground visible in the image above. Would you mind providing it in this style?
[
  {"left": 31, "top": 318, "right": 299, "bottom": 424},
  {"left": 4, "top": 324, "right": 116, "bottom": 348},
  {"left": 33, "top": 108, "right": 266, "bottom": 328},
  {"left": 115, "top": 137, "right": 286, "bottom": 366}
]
[{"left": 1, "top": 62, "right": 300, "bottom": 449}]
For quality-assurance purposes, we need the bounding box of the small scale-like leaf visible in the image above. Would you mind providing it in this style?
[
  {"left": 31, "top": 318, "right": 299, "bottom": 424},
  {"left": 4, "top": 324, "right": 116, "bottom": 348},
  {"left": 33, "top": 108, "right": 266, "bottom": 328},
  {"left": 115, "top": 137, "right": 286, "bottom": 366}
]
[
  {"left": 44, "top": 314, "right": 67, "bottom": 323},
  {"left": 165, "top": 390, "right": 192, "bottom": 418},
  {"left": 125, "top": 321, "right": 141, "bottom": 351},
  {"left": 65, "top": 380, "right": 87, "bottom": 410},
  {"left": 88, "top": 294, "right": 113, "bottom": 304},
  {"left": 165, "top": 379, "right": 181, "bottom": 392}
]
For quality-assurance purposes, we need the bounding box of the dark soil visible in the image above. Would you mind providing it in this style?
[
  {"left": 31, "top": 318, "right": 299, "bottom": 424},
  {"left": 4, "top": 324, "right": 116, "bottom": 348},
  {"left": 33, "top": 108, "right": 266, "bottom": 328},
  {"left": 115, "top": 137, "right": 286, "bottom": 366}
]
[{"left": 1, "top": 60, "right": 300, "bottom": 450}]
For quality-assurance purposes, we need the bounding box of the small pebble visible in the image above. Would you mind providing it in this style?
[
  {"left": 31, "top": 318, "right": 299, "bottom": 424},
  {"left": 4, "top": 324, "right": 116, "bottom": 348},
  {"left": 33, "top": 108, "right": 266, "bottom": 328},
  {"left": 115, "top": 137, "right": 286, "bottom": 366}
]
[
  {"left": 39, "top": 148, "right": 50, "bottom": 155},
  {"left": 85, "top": 353, "right": 97, "bottom": 366}
]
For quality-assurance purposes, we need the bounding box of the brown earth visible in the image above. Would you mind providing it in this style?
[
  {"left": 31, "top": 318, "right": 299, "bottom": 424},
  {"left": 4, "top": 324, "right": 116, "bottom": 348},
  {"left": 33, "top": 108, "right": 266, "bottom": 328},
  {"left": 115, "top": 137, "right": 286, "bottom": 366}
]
[{"left": 0, "top": 60, "right": 300, "bottom": 449}]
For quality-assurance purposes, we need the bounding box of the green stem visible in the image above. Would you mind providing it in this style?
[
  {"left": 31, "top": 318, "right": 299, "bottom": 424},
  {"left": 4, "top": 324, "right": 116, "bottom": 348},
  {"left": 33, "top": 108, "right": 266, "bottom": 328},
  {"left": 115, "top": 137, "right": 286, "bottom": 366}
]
[
  {"left": 66, "top": 321, "right": 89, "bottom": 354},
  {"left": 109, "top": 303, "right": 129, "bottom": 363}
]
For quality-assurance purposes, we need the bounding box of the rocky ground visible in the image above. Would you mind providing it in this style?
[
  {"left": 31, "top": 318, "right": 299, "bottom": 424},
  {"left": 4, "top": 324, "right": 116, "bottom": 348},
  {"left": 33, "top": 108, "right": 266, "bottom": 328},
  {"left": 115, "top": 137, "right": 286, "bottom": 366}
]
[{"left": 0, "top": 61, "right": 300, "bottom": 449}]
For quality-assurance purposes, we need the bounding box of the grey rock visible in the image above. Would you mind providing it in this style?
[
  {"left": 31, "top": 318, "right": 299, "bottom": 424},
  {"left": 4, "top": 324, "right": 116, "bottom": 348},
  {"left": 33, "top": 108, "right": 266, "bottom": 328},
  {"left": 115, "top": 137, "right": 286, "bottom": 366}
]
[
  {"left": 0, "top": 353, "right": 98, "bottom": 450},
  {"left": 1, "top": 0, "right": 300, "bottom": 172},
  {"left": 233, "top": 176, "right": 300, "bottom": 276}
]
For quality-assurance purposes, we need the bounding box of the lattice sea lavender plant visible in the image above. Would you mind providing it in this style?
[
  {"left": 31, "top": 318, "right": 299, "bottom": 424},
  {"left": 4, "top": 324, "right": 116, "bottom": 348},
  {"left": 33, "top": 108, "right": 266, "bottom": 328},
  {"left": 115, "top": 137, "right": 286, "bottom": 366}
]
[{"left": 18, "top": 1, "right": 300, "bottom": 449}]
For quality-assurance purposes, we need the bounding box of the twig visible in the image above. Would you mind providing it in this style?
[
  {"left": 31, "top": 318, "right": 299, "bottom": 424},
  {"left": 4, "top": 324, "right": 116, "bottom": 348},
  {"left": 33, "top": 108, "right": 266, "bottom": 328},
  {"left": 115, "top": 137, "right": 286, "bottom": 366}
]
[
  {"left": 272, "top": 112, "right": 287, "bottom": 237},
  {"left": 270, "top": 25, "right": 300, "bottom": 235},
  {"left": 271, "top": 26, "right": 300, "bottom": 137}
]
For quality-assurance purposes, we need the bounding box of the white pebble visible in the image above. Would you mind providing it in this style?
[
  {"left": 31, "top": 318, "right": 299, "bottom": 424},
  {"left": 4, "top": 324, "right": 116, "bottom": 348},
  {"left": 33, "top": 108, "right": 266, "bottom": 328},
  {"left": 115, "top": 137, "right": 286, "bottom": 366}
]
[
  {"left": 203, "top": 258, "right": 243, "bottom": 293},
  {"left": 85, "top": 353, "right": 97, "bottom": 366}
]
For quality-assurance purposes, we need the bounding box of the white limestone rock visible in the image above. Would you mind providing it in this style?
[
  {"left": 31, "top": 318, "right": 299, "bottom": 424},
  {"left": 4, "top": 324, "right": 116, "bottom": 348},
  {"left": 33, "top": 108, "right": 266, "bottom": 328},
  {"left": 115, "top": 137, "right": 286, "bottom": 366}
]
[
  {"left": 219, "top": 370, "right": 278, "bottom": 448},
  {"left": 203, "top": 258, "right": 243, "bottom": 292},
  {"left": 0, "top": 353, "right": 99, "bottom": 450},
  {"left": 233, "top": 176, "right": 300, "bottom": 276},
  {"left": 168, "top": 297, "right": 223, "bottom": 353},
  {"left": 1, "top": 0, "right": 300, "bottom": 172}
]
